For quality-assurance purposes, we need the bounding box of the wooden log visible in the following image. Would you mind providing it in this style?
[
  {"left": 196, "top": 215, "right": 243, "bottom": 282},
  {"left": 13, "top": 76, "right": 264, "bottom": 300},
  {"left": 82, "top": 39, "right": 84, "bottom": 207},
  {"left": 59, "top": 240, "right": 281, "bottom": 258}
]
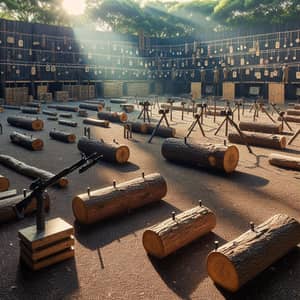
[
  {"left": 0, "top": 154, "right": 68, "bottom": 188},
  {"left": 128, "top": 122, "right": 148, "bottom": 134},
  {"left": 49, "top": 130, "right": 76, "bottom": 143},
  {"left": 82, "top": 118, "right": 109, "bottom": 128},
  {"left": 97, "top": 111, "right": 128, "bottom": 123},
  {"left": 207, "top": 214, "right": 300, "bottom": 292},
  {"left": 21, "top": 107, "right": 40, "bottom": 114},
  {"left": 147, "top": 124, "right": 176, "bottom": 138},
  {"left": 278, "top": 115, "right": 300, "bottom": 123},
  {"left": 206, "top": 110, "right": 226, "bottom": 116},
  {"left": 85, "top": 100, "right": 105, "bottom": 106},
  {"left": 160, "top": 103, "right": 197, "bottom": 113},
  {"left": 77, "top": 137, "right": 129, "bottom": 164},
  {"left": 58, "top": 119, "right": 77, "bottom": 127},
  {"left": 120, "top": 104, "right": 134, "bottom": 113},
  {"left": 294, "top": 104, "right": 300, "bottom": 110},
  {"left": 0, "top": 174, "right": 9, "bottom": 192},
  {"left": 79, "top": 103, "right": 103, "bottom": 111},
  {"left": 228, "top": 132, "right": 286, "bottom": 150},
  {"left": 0, "top": 191, "right": 50, "bottom": 224},
  {"left": 239, "top": 121, "right": 283, "bottom": 134},
  {"left": 110, "top": 98, "right": 127, "bottom": 104},
  {"left": 7, "top": 116, "right": 44, "bottom": 131},
  {"left": 42, "top": 110, "right": 57, "bottom": 116},
  {"left": 143, "top": 205, "right": 216, "bottom": 258},
  {"left": 161, "top": 138, "right": 239, "bottom": 174},
  {"left": 287, "top": 109, "right": 300, "bottom": 116},
  {"left": 268, "top": 153, "right": 300, "bottom": 171},
  {"left": 47, "top": 116, "right": 58, "bottom": 121},
  {"left": 10, "top": 131, "right": 44, "bottom": 151},
  {"left": 78, "top": 110, "right": 88, "bottom": 117},
  {"left": 2, "top": 105, "right": 20, "bottom": 110},
  {"left": 207, "top": 106, "right": 226, "bottom": 111},
  {"left": 59, "top": 113, "right": 73, "bottom": 118},
  {"left": 72, "top": 173, "right": 167, "bottom": 225},
  {"left": 0, "top": 189, "right": 17, "bottom": 200},
  {"left": 48, "top": 104, "right": 78, "bottom": 112},
  {"left": 26, "top": 102, "right": 41, "bottom": 108}
]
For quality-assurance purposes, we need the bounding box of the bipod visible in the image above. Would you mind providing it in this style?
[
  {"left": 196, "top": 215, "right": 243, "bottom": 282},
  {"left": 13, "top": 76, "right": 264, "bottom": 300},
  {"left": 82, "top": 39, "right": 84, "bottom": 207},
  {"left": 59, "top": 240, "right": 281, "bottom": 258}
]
[
  {"left": 137, "top": 101, "right": 151, "bottom": 123},
  {"left": 270, "top": 102, "right": 293, "bottom": 132},
  {"left": 148, "top": 109, "right": 170, "bottom": 143},
  {"left": 186, "top": 114, "right": 206, "bottom": 138}
]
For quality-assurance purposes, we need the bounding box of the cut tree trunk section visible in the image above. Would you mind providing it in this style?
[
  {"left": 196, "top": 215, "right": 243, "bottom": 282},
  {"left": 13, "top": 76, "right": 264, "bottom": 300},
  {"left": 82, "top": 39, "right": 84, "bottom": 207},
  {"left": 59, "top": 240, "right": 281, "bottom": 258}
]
[
  {"left": 287, "top": 109, "right": 300, "bottom": 116},
  {"left": 58, "top": 119, "right": 77, "bottom": 127},
  {"left": 128, "top": 122, "right": 148, "bottom": 134},
  {"left": 0, "top": 174, "right": 9, "bottom": 192},
  {"left": 97, "top": 111, "right": 128, "bottom": 123},
  {"left": 72, "top": 173, "right": 167, "bottom": 225},
  {"left": 0, "top": 154, "right": 68, "bottom": 188},
  {"left": 207, "top": 214, "right": 300, "bottom": 292},
  {"left": 48, "top": 104, "right": 78, "bottom": 112},
  {"left": 82, "top": 118, "right": 109, "bottom": 128},
  {"left": 278, "top": 115, "right": 300, "bottom": 123},
  {"left": 77, "top": 137, "right": 129, "bottom": 164},
  {"left": 49, "top": 130, "right": 76, "bottom": 143},
  {"left": 7, "top": 116, "right": 44, "bottom": 131},
  {"left": 147, "top": 124, "right": 176, "bottom": 138},
  {"left": 161, "top": 138, "right": 239, "bottom": 174},
  {"left": 239, "top": 121, "right": 283, "bottom": 134},
  {"left": 228, "top": 132, "right": 286, "bottom": 149},
  {"left": 143, "top": 205, "right": 216, "bottom": 258},
  {"left": 42, "top": 110, "right": 57, "bottom": 116},
  {"left": 0, "top": 191, "right": 50, "bottom": 224},
  {"left": 268, "top": 153, "right": 300, "bottom": 171},
  {"left": 59, "top": 113, "right": 73, "bottom": 118},
  {"left": 21, "top": 107, "right": 40, "bottom": 114},
  {"left": 79, "top": 103, "right": 103, "bottom": 111},
  {"left": 10, "top": 131, "right": 44, "bottom": 151}
]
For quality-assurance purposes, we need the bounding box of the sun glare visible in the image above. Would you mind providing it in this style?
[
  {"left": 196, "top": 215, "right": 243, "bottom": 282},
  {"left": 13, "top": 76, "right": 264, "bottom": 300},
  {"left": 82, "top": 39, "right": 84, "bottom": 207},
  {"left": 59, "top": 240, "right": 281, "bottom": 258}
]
[{"left": 62, "top": 0, "right": 86, "bottom": 16}]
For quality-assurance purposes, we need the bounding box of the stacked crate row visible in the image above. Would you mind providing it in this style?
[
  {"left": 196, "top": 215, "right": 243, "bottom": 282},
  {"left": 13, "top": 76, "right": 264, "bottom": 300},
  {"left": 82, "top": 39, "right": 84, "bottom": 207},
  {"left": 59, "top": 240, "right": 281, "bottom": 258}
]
[
  {"left": 4, "top": 87, "right": 29, "bottom": 105},
  {"left": 62, "top": 85, "right": 95, "bottom": 100},
  {"left": 37, "top": 85, "right": 53, "bottom": 102},
  {"left": 55, "top": 91, "right": 69, "bottom": 102}
]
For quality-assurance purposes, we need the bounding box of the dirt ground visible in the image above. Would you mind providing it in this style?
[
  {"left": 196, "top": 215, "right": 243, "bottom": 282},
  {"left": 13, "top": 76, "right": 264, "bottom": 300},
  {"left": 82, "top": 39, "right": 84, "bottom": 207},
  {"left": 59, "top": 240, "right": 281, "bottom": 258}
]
[{"left": 0, "top": 98, "right": 299, "bottom": 300}]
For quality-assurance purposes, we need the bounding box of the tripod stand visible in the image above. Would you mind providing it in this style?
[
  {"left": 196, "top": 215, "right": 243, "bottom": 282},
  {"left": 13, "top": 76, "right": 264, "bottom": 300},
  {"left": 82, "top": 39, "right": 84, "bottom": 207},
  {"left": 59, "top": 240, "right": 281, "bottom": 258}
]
[
  {"left": 137, "top": 101, "right": 151, "bottom": 123},
  {"left": 167, "top": 99, "right": 175, "bottom": 121},
  {"left": 215, "top": 109, "right": 253, "bottom": 153},
  {"left": 186, "top": 114, "right": 206, "bottom": 138},
  {"left": 148, "top": 109, "right": 170, "bottom": 143},
  {"left": 252, "top": 102, "right": 276, "bottom": 123},
  {"left": 270, "top": 103, "right": 293, "bottom": 132}
]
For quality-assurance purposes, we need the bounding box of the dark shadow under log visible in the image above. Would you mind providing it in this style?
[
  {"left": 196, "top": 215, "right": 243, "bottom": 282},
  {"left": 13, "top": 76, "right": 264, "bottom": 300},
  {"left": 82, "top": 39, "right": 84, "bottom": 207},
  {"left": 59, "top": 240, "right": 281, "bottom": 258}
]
[{"left": 0, "top": 154, "right": 68, "bottom": 188}]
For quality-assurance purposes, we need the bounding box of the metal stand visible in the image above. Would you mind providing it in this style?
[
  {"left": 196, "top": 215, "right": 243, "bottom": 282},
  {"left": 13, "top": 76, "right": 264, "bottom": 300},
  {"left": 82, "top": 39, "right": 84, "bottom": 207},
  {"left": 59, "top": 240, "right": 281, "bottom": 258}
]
[
  {"left": 181, "top": 101, "right": 186, "bottom": 120},
  {"left": 215, "top": 109, "right": 253, "bottom": 153},
  {"left": 186, "top": 114, "right": 206, "bottom": 138},
  {"left": 148, "top": 109, "right": 170, "bottom": 143},
  {"left": 232, "top": 100, "right": 242, "bottom": 121},
  {"left": 167, "top": 99, "right": 175, "bottom": 121},
  {"left": 0, "top": 123, "right": 2, "bottom": 135},
  {"left": 270, "top": 103, "right": 293, "bottom": 131},
  {"left": 137, "top": 101, "right": 151, "bottom": 123},
  {"left": 124, "top": 123, "right": 133, "bottom": 139}
]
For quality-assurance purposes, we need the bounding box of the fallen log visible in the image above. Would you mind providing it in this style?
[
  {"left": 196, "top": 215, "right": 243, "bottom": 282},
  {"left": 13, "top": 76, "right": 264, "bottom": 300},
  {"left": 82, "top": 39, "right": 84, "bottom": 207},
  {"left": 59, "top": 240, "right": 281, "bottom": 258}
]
[
  {"left": 10, "top": 131, "right": 44, "bottom": 151},
  {"left": 7, "top": 116, "right": 44, "bottom": 131},
  {"left": 2, "top": 105, "right": 20, "bottom": 110},
  {"left": 143, "top": 205, "right": 216, "bottom": 258},
  {"left": 239, "top": 121, "right": 283, "bottom": 134},
  {"left": 47, "top": 116, "right": 58, "bottom": 121},
  {"left": 0, "top": 174, "right": 9, "bottom": 192},
  {"left": 206, "top": 110, "right": 226, "bottom": 116},
  {"left": 294, "top": 104, "right": 300, "bottom": 110},
  {"left": 49, "top": 130, "right": 76, "bottom": 143},
  {"left": 77, "top": 137, "right": 129, "bottom": 164},
  {"left": 120, "top": 104, "right": 134, "bottom": 113},
  {"left": 268, "top": 153, "right": 300, "bottom": 171},
  {"left": 278, "top": 115, "right": 300, "bottom": 123},
  {"left": 207, "top": 214, "right": 300, "bottom": 292},
  {"left": 0, "top": 191, "right": 50, "bottom": 224},
  {"left": 147, "top": 124, "right": 176, "bottom": 138},
  {"left": 21, "top": 107, "right": 39, "bottom": 114},
  {"left": 287, "top": 109, "right": 300, "bottom": 116},
  {"left": 79, "top": 103, "right": 103, "bottom": 111},
  {"left": 0, "top": 189, "right": 17, "bottom": 200},
  {"left": 58, "top": 119, "right": 77, "bottom": 127},
  {"left": 59, "top": 113, "right": 73, "bottom": 118},
  {"left": 82, "top": 118, "right": 109, "bottom": 128},
  {"left": 160, "top": 103, "right": 196, "bottom": 113},
  {"left": 110, "top": 98, "right": 127, "bottom": 104},
  {"left": 128, "top": 122, "right": 148, "bottom": 134},
  {"left": 228, "top": 132, "right": 286, "bottom": 150},
  {"left": 72, "top": 173, "right": 167, "bottom": 225},
  {"left": 0, "top": 154, "right": 68, "bottom": 188},
  {"left": 78, "top": 110, "right": 88, "bottom": 117},
  {"left": 48, "top": 104, "right": 78, "bottom": 112},
  {"left": 85, "top": 100, "right": 105, "bottom": 106},
  {"left": 42, "top": 110, "right": 57, "bottom": 116},
  {"left": 97, "top": 111, "right": 128, "bottom": 123},
  {"left": 26, "top": 102, "right": 41, "bottom": 108},
  {"left": 161, "top": 138, "right": 239, "bottom": 174}
]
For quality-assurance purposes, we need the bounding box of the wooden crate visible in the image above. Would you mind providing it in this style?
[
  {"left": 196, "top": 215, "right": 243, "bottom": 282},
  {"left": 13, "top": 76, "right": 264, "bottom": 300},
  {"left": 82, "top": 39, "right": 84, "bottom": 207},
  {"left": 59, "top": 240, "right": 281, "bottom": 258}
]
[
  {"left": 55, "top": 91, "right": 69, "bottom": 102},
  {"left": 268, "top": 83, "right": 285, "bottom": 104},
  {"left": 223, "top": 82, "right": 235, "bottom": 100},
  {"left": 191, "top": 82, "right": 202, "bottom": 99},
  {"left": 37, "top": 85, "right": 48, "bottom": 96},
  {"left": 38, "top": 93, "right": 52, "bottom": 102},
  {"left": 5, "top": 87, "right": 29, "bottom": 105}
]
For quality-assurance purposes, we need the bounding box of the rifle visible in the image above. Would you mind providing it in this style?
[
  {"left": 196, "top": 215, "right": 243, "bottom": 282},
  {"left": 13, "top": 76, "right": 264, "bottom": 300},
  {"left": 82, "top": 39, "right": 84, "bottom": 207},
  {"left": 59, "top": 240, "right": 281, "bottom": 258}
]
[{"left": 14, "top": 152, "right": 102, "bottom": 231}]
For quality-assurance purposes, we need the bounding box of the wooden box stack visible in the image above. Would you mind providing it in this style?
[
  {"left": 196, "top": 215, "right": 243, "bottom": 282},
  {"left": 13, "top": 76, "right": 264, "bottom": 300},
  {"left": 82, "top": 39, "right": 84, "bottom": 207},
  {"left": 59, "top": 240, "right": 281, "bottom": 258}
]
[
  {"left": 5, "top": 87, "right": 29, "bottom": 105},
  {"left": 55, "top": 91, "right": 69, "bottom": 102}
]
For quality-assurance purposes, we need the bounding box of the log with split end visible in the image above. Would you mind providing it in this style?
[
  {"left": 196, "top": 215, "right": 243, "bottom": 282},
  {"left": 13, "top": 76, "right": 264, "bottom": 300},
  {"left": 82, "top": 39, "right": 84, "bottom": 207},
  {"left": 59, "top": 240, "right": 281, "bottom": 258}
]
[
  {"left": 0, "top": 154, "right": 68, "bottom": 188},
  {"left": 0, "top": 191, "right": 50, "bottom": 224},
  {"left": 207, "top": 214, "right": 300, "bottom": 292},
  {"left": 143, "top": 205, "right": 216, "bottom": 258},
  {"left": 77, "top": 136, "right": 129, "bottom": 164},
  {"left": 72, "top": 173, "right": 167, "bottom": 225},
  {"left": 161, "top": 138, "right": 239, "bottom": 174},
  {"left": 10, "top": 131, "right": 44, "bottom": 151}
]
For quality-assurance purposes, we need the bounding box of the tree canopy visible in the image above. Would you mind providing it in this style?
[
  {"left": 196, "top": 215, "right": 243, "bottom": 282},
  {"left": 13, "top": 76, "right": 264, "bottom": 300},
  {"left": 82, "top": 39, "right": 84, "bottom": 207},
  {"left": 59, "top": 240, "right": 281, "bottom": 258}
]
[{"left": 1, "top": 0, "right": 300, "bottom": 37}]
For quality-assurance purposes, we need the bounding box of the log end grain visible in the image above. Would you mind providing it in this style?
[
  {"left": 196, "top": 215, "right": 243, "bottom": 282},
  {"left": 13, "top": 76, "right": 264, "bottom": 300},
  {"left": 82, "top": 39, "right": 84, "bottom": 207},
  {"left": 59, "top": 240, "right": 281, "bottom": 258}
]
[
  {"left": 119, "top": 112, "right": 128, "bottom": 122},
  {"left": 72, "top": 196, "right": 88, "bottom": 224},
  {"left": 142, "top": 230, "right": 165, "bottom": 258},
  {"left": 58, "top": 178, "right": 69, "bottom": 188},
  {"left": 0, "top": 175, "right": 9, "bottom": 192},
  {"left": 32, "top": 119, "right": 44, "bottom": 131},
  {"left": 222, "top": 145, "right": 239, "bottom": 173},
  {"left": 32, "top": 139, "right": 44, "bottom": 151},
  {"left": 68, "top": 134, "right": 76, "bottom": 143},
  {"left": 115, "top": 145, "right": 130, "bottom": 163},
  {"left": 207, "top": 251, "right": 239, "bottom": 292}
]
